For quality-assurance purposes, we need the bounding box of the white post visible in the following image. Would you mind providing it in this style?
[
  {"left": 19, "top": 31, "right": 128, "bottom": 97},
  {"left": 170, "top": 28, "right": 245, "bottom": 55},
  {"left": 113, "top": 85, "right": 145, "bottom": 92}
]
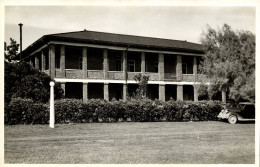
[{"left": 50, "top": 81, "right": 55, "bottom": 128}]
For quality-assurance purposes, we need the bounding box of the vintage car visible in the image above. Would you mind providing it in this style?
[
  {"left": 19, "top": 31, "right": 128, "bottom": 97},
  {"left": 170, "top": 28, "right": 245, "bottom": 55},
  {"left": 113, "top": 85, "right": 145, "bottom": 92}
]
[{"left": 217, "top": 102, "right": 255, "bottom": 124}]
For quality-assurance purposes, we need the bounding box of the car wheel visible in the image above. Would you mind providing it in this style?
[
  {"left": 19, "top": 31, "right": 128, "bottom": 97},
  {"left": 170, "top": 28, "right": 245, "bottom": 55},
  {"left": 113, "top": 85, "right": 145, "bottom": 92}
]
[{"left": 228, "top": 115, "right": 238, "bottom": 124}]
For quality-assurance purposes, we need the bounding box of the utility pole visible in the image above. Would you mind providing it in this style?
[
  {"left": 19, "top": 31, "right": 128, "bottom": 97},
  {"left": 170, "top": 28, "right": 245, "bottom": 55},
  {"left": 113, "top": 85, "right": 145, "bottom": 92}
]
[{"left": 18, "top": 23, "right": 23, "bottom": 62}]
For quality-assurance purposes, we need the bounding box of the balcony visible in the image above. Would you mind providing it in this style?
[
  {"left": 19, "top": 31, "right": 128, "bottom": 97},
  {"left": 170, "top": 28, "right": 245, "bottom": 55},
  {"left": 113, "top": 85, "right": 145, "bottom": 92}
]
[
  {"left": 87, "top": 70, "right": 104, "bottom": 79},
  {"left": 65, "top": 69, "right": 83, "bottom": 79},
  {"left": 108, "top": 71, "right": 124, "bottom": 80},
  {"left": 127, "top": 72, "right": 142, "bottom": 80},
  {"left": 164, "top": 73, "right": 177, "bottom": 81},
  {"left": 145, "top": 72, "right": 159, "bottom": 81},
  {"left": 51, "top": 69, "right": 197, "bottom": 82},
  {"left": 182, "top": 74, "right": 195, "bottom": 82}
]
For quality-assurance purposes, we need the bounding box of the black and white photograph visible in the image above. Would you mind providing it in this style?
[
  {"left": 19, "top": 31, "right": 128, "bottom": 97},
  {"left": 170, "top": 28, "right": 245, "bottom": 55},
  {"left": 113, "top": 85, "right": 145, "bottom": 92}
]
[{"left": 1, "top": 0, "right": 259, "bottom": 165}]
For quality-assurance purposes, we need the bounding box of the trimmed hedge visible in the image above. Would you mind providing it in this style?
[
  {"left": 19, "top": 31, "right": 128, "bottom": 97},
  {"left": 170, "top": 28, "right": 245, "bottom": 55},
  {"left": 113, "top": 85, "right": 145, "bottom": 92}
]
[
  {"left": 5, "top": 98, "right": 223, "bottom": 124},
  {"left": 6, "top": 98, "right": 49, "bottom": 125}
]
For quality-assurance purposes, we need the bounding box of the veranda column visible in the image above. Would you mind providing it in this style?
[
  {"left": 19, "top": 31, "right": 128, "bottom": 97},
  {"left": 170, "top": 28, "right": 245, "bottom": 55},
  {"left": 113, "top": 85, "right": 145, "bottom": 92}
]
[
  {"left": 29, "top": 56, "right": 33, "bottom": 66},
  {"left": 41, "top": 51, "right": 46, "bottom": 71},
  {"left": 83, "top": 82, "right": 88, "bottom": 102},
  {"left": 104, "top": 82, "right": 109, "bottom": 100},
  {"left": 193, "top": 56, "right": 197, "bottom": 81},
  {"left": 176, "top": 55, "right": 182, "bottom": 81},
  {"left": 82, "top": 47, "right": 87, "bottom": 78},
  {"left": 177, "top": 84, "right": 183, "bottom": 101},
  {"left": 193, "top": 84, "right": 198, "bottom": 102},
  {"left": 35, "top": 54, "right": 39, "bottom": 69},
  {"left": 60, "top": 45, "right": 65, "bottom": 77},
  {"left": 158, "top": 53, "right": 164, "bottom": 80},
  {"left": 103, "top": 49, "right": 109, "bottom": 79},
  {"left": 123, "top": 51, "right": 127, "bottom": 80},
  {"left": 122, "top": 51, "right": 128, "bottom": 100},
  {"left": 222, "top": 89, "right": 226, "bottom": 104},
  {"left": 60, "top": 82, "right": 66, "bottom": 97},
  {"left": 123, "top": 83, "right": 127, "bottom": 100},
  {"left": 141, "top": 52, "right": 146, "bottom": 73},
  {"left": 49, "top": 44, "right": 55, "bottom": 78},
  {"left": 159, "top": 84, "right": 165, "bottom": 102}
]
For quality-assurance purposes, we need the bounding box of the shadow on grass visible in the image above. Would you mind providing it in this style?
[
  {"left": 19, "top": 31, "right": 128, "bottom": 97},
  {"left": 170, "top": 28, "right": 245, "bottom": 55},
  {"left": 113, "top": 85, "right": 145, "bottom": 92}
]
[{"left": 238, "top": 121, "right": 255, "bottom": 124}]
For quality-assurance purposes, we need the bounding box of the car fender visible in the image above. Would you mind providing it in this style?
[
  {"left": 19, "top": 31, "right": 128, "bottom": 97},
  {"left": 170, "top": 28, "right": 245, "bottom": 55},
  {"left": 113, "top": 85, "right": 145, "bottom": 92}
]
[{"left": 230, "top": 113, "right": 243, "bottom": 121}]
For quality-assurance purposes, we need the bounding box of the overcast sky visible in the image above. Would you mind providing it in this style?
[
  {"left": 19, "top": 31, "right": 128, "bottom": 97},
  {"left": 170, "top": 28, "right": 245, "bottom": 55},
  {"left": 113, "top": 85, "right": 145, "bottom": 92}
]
[{"left": 5, "top": 6, "right": 255, "bottom": 51}]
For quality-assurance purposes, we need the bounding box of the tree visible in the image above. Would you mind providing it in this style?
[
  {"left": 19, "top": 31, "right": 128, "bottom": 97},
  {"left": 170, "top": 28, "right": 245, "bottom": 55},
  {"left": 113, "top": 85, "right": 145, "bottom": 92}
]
[
  {"left": 132, "top": 74, "right": 150, "bottom": 99},
  {"left": 199, "top": 24, "right": 255, "bottom": 102},
  {"left": 4, "top": 38, "right": 19, "bottom": 62},
  {"left": 4, "top": 61, "right": 64, "bottom": 104}
]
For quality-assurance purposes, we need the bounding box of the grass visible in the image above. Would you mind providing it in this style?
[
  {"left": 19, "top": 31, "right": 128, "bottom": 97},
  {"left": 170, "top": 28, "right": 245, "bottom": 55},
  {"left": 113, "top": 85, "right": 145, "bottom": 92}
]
[{"left": 4, "top": 121, "right": 255, "bottom": 164}]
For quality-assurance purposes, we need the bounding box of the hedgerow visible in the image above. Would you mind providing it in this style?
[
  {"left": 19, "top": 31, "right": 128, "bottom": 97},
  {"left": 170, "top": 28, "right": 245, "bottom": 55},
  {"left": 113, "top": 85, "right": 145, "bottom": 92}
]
[{"left": 5, "top": 98, "right": 223, "bottom": 124}]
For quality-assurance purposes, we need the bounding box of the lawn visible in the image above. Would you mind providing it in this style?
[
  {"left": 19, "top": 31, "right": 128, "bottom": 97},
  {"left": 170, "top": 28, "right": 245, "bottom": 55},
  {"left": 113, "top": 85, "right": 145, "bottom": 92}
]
[{"left": 4, "top": 121, "right": 255, "bottom": 164}]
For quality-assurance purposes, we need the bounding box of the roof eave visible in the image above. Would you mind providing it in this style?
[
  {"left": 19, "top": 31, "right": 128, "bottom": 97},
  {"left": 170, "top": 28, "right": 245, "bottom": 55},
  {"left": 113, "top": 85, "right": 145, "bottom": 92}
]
[{"left": 22, "top": 35, "right": 205, "bottom": 58}]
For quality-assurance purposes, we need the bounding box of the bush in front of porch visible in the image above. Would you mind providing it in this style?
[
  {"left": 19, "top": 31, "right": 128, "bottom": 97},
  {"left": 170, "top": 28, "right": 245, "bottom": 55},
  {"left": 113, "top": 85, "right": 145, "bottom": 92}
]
[{"left": 5, "top": 98, "right": 223, "bottom": 125}]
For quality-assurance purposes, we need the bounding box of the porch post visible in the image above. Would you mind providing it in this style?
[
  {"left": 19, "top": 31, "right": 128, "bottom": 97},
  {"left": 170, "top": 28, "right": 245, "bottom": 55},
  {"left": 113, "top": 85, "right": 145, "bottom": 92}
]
[
  {"left": 176, "top": 55, "right": 182, "bottom": 81},
  {"left": 29, "top": 56, "right": 33, "bottom": 66},
  {"left": 103, "top": 49, "right": 109, "bottom": 79},
  {"left": 159, "top": 84, "right": 165, "bottom": 102},
  {"left": 194, "top": 84, "right": 198, "bottom": 102},
  {"left": 123, "top": 83, "right": 127, "bottom": 100},
  {"left": 82, "top": 47, "right": 88, "bottom": 78},
  {"left": 193, "top": 56, "right": 197, "bottom": 81},
  {"left": 83, "top": 82, "right": 88, "bottom": 102},
  {"left": 158, "top": 53, "right": 164, "bottom": 80},
  {"left": 141, "top": 52, "right": 146, "bottom": 73},
  {"left": 35, "top": 54, "right": 39, "bottom": 69},
  {"left": 60, "top": 82, "right": 66, "bottom": 97},
  {"left": 41, "top": 51, "right": 46, "bottom": 71},
  {"left": 60, "top": 45, "right": 65, "bottom": 77},
  {"left": 123, "top": 51, "right": 127, "bottom": 79},
  {"left": 49, "top": 44, "right": 55, "bottom": 78},
  {"left": 104, "top": 82, "right": 109, "bottom": 100},
  {"left": 222, "top": 89, "right": 226, "bottom": 104},
  {"left": 177, "top": 84, "right": 183, "bottom": 101}
]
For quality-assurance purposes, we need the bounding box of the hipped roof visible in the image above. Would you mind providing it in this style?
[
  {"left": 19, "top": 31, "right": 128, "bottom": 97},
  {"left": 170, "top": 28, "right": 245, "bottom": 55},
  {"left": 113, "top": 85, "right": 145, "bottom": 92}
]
[{"left": 22, "top": 30, "right": 205, "bottom": 58}]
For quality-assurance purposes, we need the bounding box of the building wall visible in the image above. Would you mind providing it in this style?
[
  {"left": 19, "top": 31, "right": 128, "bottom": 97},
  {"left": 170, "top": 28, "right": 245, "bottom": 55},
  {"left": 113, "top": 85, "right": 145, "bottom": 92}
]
[{"left": 28, "top": 42, "right": 203, "bottom": 102}]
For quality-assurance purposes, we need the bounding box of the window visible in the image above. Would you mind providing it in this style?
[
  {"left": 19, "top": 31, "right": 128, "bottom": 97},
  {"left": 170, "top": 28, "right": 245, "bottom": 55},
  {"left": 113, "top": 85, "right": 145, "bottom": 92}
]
[
  {"left": 129, "top": 60, "right": 135, "bottom": 72},
  {"left": 182, "top": 63, "right": 187, "bottom": 74},
  {"left": 45, "top": 53, "right": 49, "bottom": 70},
  {"left": 154, "top": 61, "right": 158, "bottom": 72},
  {"left": 79, "top": 57, "right": 83, "bottom": 70},
  {"left": 182, "top": 56, "right": 193, "bottom": 74},
  {"left": 55, "top": 55, "right": 60, "bottom": 69},
  {"left": 65, "top": 46, "right": 82, "bottom": 69},
  {"left": 115, "top": 56, "right": 122, "bottom": 71},
  {"left": 87, "top": 48, "right": 103, "bottom": 70}
]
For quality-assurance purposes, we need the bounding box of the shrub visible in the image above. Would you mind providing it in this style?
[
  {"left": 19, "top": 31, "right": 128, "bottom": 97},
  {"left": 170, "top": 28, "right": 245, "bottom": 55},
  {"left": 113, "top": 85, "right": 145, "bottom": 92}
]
[
  {"left": 55, "top": 99, "right": 84, "bottom": 123},
  {"left": 4, "top": 61, "right": 64, "bottom": 104},
  {"left": 5, "top": 98, "right": 223, "bottom": 124},
  {"left": 6, "top": 98, "right": 48, "bottom": 125}
]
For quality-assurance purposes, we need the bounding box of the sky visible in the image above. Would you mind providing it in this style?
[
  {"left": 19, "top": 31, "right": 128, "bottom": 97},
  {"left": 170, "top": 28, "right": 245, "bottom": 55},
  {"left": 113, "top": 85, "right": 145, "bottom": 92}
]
[{"left": 4, "top": 6, "right": 256, "bottom": 51}]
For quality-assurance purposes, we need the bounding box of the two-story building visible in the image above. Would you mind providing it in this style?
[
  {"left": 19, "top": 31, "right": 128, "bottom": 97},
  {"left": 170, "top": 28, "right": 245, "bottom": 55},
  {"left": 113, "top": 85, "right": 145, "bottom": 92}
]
[{"left": 21, "top": 30, "right": 205, "bottom": 102}]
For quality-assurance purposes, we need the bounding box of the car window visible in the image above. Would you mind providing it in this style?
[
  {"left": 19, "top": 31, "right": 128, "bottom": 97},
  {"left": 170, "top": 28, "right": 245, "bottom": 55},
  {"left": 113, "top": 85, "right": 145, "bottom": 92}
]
[{"left": 244, "top": 105, "right": 255, "bottom": 112}]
